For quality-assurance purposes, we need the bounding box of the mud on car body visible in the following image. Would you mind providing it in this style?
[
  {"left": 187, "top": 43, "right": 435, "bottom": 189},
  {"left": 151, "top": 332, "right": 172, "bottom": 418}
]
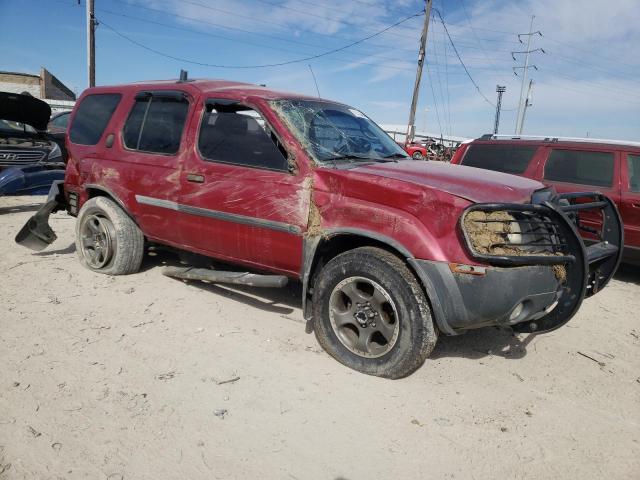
[{"left": 16, "top": 76, "right": 623, "bottom": 379}]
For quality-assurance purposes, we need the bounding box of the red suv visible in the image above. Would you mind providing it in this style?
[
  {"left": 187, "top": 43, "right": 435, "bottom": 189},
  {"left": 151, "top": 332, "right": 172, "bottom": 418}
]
[
  {"left": 16, "top": 79, "right": 623, "bottom": 378},
  {"left": 451, "top": 135, "right": 639, "bottom": 264}
]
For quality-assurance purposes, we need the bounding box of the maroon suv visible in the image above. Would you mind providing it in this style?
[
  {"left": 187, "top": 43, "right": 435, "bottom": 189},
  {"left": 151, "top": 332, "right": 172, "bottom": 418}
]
[
  {"left": 16, "top": 78, "right": 623, "bottom": 378},
  {"left": 451, "top": 135, "right": 639, "bottom": 264}
]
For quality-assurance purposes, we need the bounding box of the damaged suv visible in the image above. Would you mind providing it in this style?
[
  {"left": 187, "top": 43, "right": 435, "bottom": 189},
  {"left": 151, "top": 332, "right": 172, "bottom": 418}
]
[{"left": 17, "top": 78, "right": 623, "bottom": 378}]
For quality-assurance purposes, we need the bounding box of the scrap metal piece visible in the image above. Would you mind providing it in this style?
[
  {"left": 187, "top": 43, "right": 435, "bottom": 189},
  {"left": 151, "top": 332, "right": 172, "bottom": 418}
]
[{"left": 163, "top": 266, "right": 288, "bottom": 288}]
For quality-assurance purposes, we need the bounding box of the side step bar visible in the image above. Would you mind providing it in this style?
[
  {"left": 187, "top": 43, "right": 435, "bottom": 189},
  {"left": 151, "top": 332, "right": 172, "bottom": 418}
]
[{"left": 163, "top": 266, "right": 289, "bottom": 288}]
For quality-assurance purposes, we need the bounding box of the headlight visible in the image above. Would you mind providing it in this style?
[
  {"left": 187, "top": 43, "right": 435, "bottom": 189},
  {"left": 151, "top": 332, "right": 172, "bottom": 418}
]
[
  {"left": 47, "top": 142, "right": 62, "bottom": 161},
  {"left": 462, "top": 207, "right": 566, "bottom": 259}
]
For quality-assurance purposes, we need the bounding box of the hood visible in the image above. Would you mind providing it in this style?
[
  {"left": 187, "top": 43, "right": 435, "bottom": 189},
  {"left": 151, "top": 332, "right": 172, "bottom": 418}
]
[
  {"left": 351, "top": 160, "right": 545, "bottom": 204},
  {"left": 0, "top": 92, "right": 51, "bottom": 131}
]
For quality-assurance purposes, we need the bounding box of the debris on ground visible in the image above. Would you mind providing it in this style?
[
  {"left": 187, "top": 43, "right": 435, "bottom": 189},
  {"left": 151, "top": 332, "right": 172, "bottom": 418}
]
[
  {"left": 155, "top": 371, "right": 177, "bottom": 381},
  {"left": 213, "top": 409, "right": 228, "bottom": 419}
]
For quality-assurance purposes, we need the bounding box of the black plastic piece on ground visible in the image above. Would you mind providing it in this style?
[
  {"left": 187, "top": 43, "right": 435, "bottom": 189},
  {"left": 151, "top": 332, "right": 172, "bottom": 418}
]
[{"left": 14, "top": 199, "right": 59, "bottom": 251}]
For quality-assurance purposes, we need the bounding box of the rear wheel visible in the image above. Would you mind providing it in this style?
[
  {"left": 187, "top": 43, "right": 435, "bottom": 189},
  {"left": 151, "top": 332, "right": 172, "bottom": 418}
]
[
  {"left": 412, "top": 151, "right": 424, "bottom": 160},
  {"left": 312, "top": 247, "right": 437, "bottom": 378},
  {"left": 75, "top": 197, "right": 144, "bottom": 275}
]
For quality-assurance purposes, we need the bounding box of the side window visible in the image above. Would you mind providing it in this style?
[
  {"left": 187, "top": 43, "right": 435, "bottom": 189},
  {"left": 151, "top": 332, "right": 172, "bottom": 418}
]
[
  {"left": 50, "top": 112, "right": 70, "bottom": 128},
  {"left": 69, "top": 94, "right": 121, "bottom": 145},
  {"left": 461, "top": 144, "right": 537, "bottom": 174},
  {"left": 123, "top": 92, "right": 189, "bottom": 155},
  {"left": 544, "top": 149, "right": 614, "bottom": 187},
  {"left": 628, "top": 154, "right": 640, "bottom": 193},
  {"left": 198, "top": 102, "right": 288, "bottom": 171}
]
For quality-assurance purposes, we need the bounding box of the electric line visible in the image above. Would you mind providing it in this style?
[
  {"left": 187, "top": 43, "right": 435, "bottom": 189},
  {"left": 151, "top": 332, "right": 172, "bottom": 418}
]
[
  {"left": 96, "top": 10, "right": 423, "bottom": 69},
  {"left": 97, "top": 8, "right": 417, "bottom": 71},
  {"left": 425, "top": 62, "right": 443, "bottom": 136},
  {"left": 458, "top": 0, "right": 512, "bottom": 83},
  {"left": 544, "top": 35, "right": 639, "bottom": 71},
  {"left": 434, "top": 8, "right": 511, "bottom": 110},
  {"left": 428, "top": 18, "right": 449, "bottom": 136},
  {"left": 174, "top": 0, "right": 423, "bottom": 42}
]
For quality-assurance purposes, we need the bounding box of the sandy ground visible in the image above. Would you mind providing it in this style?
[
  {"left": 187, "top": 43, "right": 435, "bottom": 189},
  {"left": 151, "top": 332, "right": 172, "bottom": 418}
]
[{"left": 1, "top": 195, "right": 639, "bottom": 480}]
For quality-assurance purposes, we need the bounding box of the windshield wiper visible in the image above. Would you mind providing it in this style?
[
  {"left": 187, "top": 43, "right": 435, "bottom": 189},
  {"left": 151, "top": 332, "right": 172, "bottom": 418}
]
[
  {"left": 383, "top": 153, "right": 408, "bottom": 160},
  {"left": 327, "top": 153, "right": 372, "bottom": 162},
  {"left": 327, "top": 154, "right": 400, "bottom": 164}
]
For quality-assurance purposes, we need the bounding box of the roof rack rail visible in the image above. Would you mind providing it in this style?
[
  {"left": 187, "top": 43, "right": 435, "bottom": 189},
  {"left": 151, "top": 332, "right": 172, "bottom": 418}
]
[{"left": 477, "top": 134, "right": 640, "bottom": 148}]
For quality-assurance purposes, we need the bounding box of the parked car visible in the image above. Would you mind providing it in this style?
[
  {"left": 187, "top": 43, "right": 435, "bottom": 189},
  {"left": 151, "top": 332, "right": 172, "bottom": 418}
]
[
  {"left": 47, "top": 110, "right": 71, "bottom": 134},
  {"left": 47, "top": 110, "right": 71, "bottom": 162},
  {"left": 451, "top": 135, "right": 639, "bottom": 264},
  {"left": 16, "top": 78, "right": 622, "bottom": 378},
  {"left": 0, "top": 91, "right": 63, "bottom": 170}
]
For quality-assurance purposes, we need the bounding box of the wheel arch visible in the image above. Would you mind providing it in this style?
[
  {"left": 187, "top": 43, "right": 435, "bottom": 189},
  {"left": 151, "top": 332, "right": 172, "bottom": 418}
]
[
  {"left": 301, "top": 228, "right": 435, "bottom": 324},
  {"left": 84, "top": 184, "right": 141, "bottom": 227}
]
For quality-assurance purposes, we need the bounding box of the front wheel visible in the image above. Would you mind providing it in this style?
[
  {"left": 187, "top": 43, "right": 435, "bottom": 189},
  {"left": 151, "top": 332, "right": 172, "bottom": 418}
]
[
  {"left": 412, "top": 151, "right": 424, "bottom": 160},
  {"left": 75, "top": 196, "right": 144, "bottom": 275},
  {"left": 312, "top": 247, "right": 437, "bottom": 378}
]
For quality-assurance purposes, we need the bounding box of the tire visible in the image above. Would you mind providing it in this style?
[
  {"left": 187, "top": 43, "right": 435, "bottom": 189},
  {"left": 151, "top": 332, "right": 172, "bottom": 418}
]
[
  {"left": 75, "top": 196, "right": 144, "bottom": 275},
  {"left": 412, "top": 151, "right": 424, "bottom": 160},
  {"left": 312, "top": 247, "right": 437, "bottom": 379}
]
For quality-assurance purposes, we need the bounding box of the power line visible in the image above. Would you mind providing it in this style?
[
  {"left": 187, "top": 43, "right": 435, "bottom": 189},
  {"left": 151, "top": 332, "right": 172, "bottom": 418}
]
[
  {"left": 97, "top": 9, "right": 416, "bottom": 72},
  {"left": 434, "top": 8, "right": 511, "bottom": 110},
  {"left": 425, "top": 62, "right": 443, "bottom": 135},
  {"left": 115, "top": 0, "right": 518, "bottom": 56},
  {"left": 96, "top": 10, "right": 423, "bottom": 69},
  {"left": 544, "top": 35, "right": 639, "bottom": 71},
  {"left": 428, "top": 20, "right": 449, "bottom": 136},
  {"left": 174, "top": 0, "right": 423, "bottom": 42}
]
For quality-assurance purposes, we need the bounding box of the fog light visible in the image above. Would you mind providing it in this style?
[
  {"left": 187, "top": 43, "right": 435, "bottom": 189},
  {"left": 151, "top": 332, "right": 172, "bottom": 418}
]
[{"left": 509, "top": 302, "right": 524, "bottom": 321}]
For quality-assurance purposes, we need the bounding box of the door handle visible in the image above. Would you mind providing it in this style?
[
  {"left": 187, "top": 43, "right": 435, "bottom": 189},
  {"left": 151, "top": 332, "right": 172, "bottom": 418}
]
[
  {"left": 186, "top": 173, "right": 204, "bottom": 183},
  {"left": 632, "top": 203, "right": 640, "bottom": 208}
]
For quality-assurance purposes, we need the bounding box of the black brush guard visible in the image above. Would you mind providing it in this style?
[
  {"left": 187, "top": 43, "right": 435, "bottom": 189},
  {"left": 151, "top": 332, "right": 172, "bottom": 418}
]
[{"left": 460, "top": 192, "right": 623, "bottom": 333}]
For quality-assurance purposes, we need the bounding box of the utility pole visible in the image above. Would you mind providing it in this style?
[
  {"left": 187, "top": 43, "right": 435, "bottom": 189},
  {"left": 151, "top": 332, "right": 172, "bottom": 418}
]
[
  {"left": 493, "top": 85, "right": 506, "bottom": 134},
  {"left": 406, "top": 0, "right": 432, "bottom": 144},
  {"left": 87, "top": 0, "right": 96, "bottom": 87},
  {"left": 519, "top": 80, "right": 534, "bottom": 134},
  {"left": 512, "top": 16, "right": 543, "bottom": 134}
]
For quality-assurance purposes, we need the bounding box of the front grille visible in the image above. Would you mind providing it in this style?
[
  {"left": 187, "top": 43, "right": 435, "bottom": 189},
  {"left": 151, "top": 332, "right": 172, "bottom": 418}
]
[
  {"left": 461, "top": 204, "right": 574, "bottom": 266},
  {"left": 0, "top": 149, "right": 46, "bottom": 166}
]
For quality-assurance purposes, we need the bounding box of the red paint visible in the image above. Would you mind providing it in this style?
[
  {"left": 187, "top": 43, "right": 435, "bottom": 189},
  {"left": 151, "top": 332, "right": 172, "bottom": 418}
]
[
  {"left": 65, "top": 80, "right": 552, "bottom": 278},
  {"left": 451, "top": 138, "right": 640, "bottom": 254}
]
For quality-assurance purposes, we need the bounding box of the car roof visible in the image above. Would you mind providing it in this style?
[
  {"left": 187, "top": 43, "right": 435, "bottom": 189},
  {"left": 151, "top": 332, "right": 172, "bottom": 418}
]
[
  {"left": 471, "top": 134, "right": 640, "bottom": 152},
  {"left": 81, "top": 78, "right": 329, "bottom": 103}
]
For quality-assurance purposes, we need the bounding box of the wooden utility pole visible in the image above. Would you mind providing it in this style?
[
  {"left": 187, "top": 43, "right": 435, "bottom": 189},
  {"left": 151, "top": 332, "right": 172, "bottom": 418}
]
[
  {"left": 87, "top": 0, "right": 96, "bottom": 87},
  {"left": 406, "top": 0, "right": 432, "bottom": 145}
]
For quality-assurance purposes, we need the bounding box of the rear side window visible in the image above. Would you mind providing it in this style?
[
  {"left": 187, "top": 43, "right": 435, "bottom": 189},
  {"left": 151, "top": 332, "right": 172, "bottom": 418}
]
[
  {"left": 123, "top": 92, "right": 189, "bottom": 155},
  {"left": 69, "top": 94, "right": 121, "bottom": 145},
  {"left": 544, "top": 149, "right": 614, "bottom": 187},
  {"left": 50, "top": 112, "right": 70, "bottom": 128},
  {"left": 628, "top": 154, "right": 640, "bottom": 192},
  {"left": 198, "top": 102, "right": 288, "bottom": 171},
  {"left": 461, "top": 144, "right": 537, "bottom": 174}
]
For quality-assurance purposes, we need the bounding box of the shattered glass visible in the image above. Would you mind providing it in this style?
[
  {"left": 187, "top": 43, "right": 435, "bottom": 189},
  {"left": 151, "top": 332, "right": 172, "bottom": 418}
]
[{"left": 270, "top": 99, "right": 408, "bottom": 166}]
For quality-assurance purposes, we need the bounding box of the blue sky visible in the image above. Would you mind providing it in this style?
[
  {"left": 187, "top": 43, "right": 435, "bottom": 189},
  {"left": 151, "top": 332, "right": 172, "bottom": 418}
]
[{"left": 1, "top": 0, "right": 638, "bottom": 141}]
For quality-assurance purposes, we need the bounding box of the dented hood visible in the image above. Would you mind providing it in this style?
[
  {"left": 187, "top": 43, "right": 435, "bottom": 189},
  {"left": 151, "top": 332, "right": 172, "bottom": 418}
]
[
  {"left": 352, "top": 160, "right": 545, "bottom": 204},
  {"left": 0, "top": 92, "right": 51, "bottom": 131}
]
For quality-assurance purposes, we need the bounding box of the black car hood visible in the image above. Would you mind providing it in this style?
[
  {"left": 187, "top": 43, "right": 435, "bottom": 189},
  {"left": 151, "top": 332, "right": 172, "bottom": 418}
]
[{"left": 0, "top": 92, "right": 51, "bottom": 131}]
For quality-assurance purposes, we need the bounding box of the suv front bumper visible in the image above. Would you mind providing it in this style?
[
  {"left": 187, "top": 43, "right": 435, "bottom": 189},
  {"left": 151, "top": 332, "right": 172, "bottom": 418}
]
[
  {"left": 411, "top": 192, "right": 623, "bottom": 335},
  {"left": 409, "top": 260, "right": 562, "bottom": 334}
]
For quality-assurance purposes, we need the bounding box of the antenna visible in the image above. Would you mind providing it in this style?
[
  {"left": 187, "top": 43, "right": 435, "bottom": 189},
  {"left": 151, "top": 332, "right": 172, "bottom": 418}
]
[
  {"left": 178, "top": 69, "right": 188, "bottom": 82},
  {"left": 308, "top": 64, "right": 321, "bottom": 98}
]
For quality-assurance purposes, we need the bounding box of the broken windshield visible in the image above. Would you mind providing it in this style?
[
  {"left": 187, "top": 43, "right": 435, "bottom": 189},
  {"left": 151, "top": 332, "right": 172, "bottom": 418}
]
[{"left": 271, "top": 99, "right": 408, "bottom": 164}]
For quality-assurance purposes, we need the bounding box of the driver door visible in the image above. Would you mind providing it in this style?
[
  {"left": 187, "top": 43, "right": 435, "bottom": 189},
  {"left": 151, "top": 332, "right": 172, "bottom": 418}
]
[{"left": 178, "top": 99, "right": 309, "bottom": 276}]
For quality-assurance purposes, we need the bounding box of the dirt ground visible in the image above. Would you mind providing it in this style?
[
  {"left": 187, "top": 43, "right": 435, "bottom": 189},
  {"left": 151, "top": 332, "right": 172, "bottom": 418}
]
[{"left": 1, "top": 195, "right": 639, "bottom": 480}]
